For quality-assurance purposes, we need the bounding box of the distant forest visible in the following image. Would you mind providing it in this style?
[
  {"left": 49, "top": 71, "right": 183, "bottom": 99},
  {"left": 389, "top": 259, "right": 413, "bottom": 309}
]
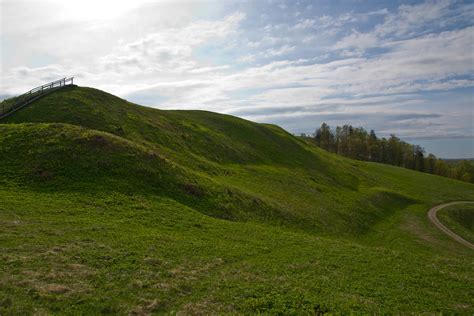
[{"left": 301, "top": 123, "right": 474, "bottom": 184}]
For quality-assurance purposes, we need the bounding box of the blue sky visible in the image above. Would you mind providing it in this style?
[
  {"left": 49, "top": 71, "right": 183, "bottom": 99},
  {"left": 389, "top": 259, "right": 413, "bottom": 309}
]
[{"left": 1, "top": 0, "right": 473, "bottom": 158}]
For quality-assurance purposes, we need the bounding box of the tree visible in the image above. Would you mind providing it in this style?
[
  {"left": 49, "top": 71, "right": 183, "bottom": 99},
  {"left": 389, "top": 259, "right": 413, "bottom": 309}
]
[
  {"left": 315, "top": 123, "right": 335, "bottom": 152},
  {"left": 435, "top": 159, "right": 449, "bottom": 177},
  {"left": 414, "top": 145, "right": 425, "bottom": 172},
  {"left": 387, "top": 134, "right": 402, "bottom": 166},
  {"left": 368, "top": 130, "right": 379, "bottom": 162},
  {"left": 320, "top": 123, "right": 334, "bottom": 151},
  {"left": 425, "top": 154, "right": 437, "bottom": 174},
  {"left": 335, "top": 126, "right": 342, "bottom": 155},
  {"left": 454, "top": 160, "right": 474, "bottom": 183},
  {"left": 307, "top": 122, "right": 472, "bottom": 184}
]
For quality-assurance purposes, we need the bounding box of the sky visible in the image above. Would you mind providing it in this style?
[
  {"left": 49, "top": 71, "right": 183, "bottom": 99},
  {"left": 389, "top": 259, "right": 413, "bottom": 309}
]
[{"left": 1, "top": 0, "right": 473, "bottom": 158}]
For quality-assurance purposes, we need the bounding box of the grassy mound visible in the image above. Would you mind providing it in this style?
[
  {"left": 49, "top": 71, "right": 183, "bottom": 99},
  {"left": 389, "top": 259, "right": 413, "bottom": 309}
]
[
  {"left": 1, "top": 85, "right": 474, "bottom": 313},
  {"left": 2, "top": 86, "right": 325, "bottom": 167},
  {"left": 0, "top": 123, "right": 287, "bottom": 224},
  {"left": 4, "top": 86, "right": 473, "bottom": 235}
]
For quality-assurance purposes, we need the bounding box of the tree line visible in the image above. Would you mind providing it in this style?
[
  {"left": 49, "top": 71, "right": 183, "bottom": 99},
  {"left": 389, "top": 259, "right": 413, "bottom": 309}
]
[{"left": 301, "top": 123, "right": 474, "bottom": 183}]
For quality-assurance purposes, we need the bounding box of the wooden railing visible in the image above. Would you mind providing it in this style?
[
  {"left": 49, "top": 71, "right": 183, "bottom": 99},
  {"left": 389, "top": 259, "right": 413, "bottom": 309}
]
[{"left": 0, "top": 77, "right": 74, "bottom": 119}]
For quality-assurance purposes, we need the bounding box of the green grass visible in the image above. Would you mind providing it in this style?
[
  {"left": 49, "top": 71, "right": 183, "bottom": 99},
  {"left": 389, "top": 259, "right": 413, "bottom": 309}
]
[
  {"left": 1, "top": 85, "right": 474, "bottom": 313},
  {"left": 1, "top": 188, "right": 473, "bottom": 314},
  {"left": 437, "top": 204, "right": 474, "bottom": 244},
  {"left": 0, "top": 89, "right": 48, "bottom": 115}
]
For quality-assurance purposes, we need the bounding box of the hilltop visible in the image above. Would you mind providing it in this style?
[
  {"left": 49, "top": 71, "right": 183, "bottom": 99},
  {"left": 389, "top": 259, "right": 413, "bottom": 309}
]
[{"left": 1, "top": 85, "right": 473, "bottom": 314}]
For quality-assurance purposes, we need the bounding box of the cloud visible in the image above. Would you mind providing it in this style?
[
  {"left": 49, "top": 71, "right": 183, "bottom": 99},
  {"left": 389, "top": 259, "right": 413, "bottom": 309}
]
[
  {"left": 374, "top": 0, "right": 453, "bottom": 37},
  {"left": 1, "top": 11, "right": 246, "bottom": 96},
  {"left": 292, "top": 19, "right": 316, "bottom": 30},
  {"left": 265, "top": 44, "right": 296, "bottom": 57},
  {"left": 98, "top": 12, "right": 246, "bottom": 74},
  {"left": 209, "top": 26, "right": 473, "bottom": 101},
  {"left": 1, "top": 1, "right": 473, "bottom": 140},
  {"left": 333, "top": 30, "right": 379, "bottom": 50},
  {"left": 333, "top": 0, "right": 474, "bottom": 53},
  {"left": 391, "top": 113, "right": 442, "bottom": 121},
  {"left": 188, "top": 65, "right": 231, "bottom": 74}
]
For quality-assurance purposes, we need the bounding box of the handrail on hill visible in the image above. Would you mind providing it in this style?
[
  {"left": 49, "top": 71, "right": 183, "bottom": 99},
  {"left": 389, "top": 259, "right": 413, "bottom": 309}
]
[
  {"left": 0, "top": 77, "right": 74, "bottom": 119},
  {"left": 29, "top": 77, "right": 74, "bottom": 94}
]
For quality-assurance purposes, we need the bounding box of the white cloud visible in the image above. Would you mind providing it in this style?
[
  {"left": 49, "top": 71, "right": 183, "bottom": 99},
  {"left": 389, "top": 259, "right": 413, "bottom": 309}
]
[
  {"left": 333, "top": 0, "right": 474, "bottom": 54},
  {"left": 265, "top": 44, "right": 296, "bottom": 57},
  {"left": 188, "top": 65, "right": 231, "bottom": 74},
  {"left": 333, "top": 30, "right": 379, "bottom": 50},
  {"left": 374, "top": 0, "right": 453, "bottom": 37},
  {"left": 292, "top": 19, "right": 316, "bottom": 30},
  {"left": 1, "top": 0, "right": 473, "bottom": 140},
  {"left": 99, "top": 11, "right": 245, "bottom": 73},
  {"left": 1, "top": 11, "right": 246, "bottom": 95}
]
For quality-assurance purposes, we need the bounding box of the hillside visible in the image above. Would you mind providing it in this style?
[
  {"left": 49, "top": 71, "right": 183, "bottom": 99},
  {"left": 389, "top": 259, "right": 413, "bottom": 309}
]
[{"left": 1, "top": 85, "right": 473, "bottom": 313}]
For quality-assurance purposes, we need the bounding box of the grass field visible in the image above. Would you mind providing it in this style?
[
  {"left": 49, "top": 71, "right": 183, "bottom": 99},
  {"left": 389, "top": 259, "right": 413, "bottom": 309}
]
[{"left": 1, "top": 85, "right": 473, "bottom": 314}]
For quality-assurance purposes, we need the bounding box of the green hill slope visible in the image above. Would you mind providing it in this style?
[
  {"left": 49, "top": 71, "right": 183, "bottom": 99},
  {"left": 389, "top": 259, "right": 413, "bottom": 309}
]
[
  {"left": 1, "top": 85, "right": 473, "bottom": 313},
  {"left": 2, "top": 86, "right": 322, "bottom": 167}
]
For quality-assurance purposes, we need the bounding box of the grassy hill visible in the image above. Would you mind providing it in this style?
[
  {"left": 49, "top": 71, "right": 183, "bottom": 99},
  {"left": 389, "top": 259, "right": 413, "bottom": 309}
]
[{"left": 1, "top": 85, "right": 473, "bottom": 314}]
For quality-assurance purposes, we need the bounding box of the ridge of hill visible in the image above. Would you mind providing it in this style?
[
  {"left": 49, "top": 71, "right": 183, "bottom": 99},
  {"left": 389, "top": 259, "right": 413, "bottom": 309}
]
[{"left": 1, "top": 85, "right": 473, "bottom": 313}]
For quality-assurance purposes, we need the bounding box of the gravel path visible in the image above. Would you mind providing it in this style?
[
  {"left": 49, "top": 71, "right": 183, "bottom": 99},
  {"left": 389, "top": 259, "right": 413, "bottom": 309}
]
[{"left": 427, "top": 201, "right": 474, "bottom": 250}]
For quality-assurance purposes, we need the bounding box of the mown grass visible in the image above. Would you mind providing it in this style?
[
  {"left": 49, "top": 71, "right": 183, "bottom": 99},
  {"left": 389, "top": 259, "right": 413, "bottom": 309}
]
[
  {"left": 1, "top": 86, "right": 473, "bottom": 313},
  {"left": 437, "top": 204, "right": 474, "bottom": 244}
]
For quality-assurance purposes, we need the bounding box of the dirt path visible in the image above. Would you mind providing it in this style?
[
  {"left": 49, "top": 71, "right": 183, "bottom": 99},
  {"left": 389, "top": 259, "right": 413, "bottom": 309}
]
[{"left": 427, "top": 201, "right": 474, "bottom": 250}]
